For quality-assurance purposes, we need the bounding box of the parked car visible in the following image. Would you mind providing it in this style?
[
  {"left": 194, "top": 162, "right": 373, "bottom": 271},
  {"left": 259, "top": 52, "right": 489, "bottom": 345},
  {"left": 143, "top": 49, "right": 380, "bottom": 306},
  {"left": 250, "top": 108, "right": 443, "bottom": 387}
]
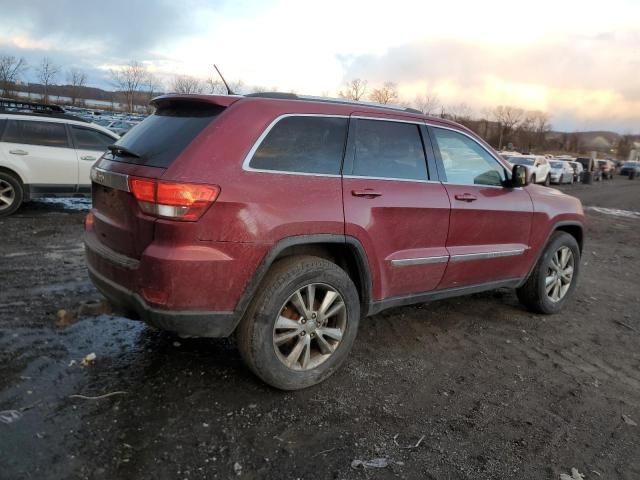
[
  {"left": 549, "top": 160, "right": 575, "bottom": 184},
  {"left": 84, "top": 93, "right": 585, "bottom": 390},
  {"left": 576, "top": 157, "right": 602, "bottom": 182},
  {"left": 105, "top": 120, "right": 136, "bottom": 136},
  {"left": 597, "top": 159, "right": 615, "bottom": 179},
  {"left": 505, "top": 155, "right": 551, "bottom": 185},
  {"left": 0, "top": 99, "right": 119, "bottom": 216},
  {"left": 567, "top": 161, "right": 583, "bottom": 182},
  {"left": 620, "top": 161, "right": 640, "bottom": 177}
]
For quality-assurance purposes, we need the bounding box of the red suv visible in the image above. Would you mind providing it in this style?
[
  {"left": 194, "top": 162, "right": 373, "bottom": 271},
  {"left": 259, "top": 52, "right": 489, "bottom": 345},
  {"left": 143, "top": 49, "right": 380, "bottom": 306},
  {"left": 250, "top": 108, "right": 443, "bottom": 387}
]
[{"left": 84, "top": 93, "right": 585, "bottom": 389}]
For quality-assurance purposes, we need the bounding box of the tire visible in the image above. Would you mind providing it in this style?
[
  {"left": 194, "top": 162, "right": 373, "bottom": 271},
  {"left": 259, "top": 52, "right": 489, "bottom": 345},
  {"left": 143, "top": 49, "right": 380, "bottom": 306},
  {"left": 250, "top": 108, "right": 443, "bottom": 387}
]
[
  {"left": 531, "top": 174, "right": 537, "bottom": 184},
  {"left": 237, "top": 255, "right": 360, "bottom": 390},
  {"left": 0, "top": 171, "right": 24, "bottom": 217},
  {"left": 544, "top": 174, "right": 551, "bottom": 186},
  {"left": 517, "top": 231, "right": 580, "bottom": 314}
]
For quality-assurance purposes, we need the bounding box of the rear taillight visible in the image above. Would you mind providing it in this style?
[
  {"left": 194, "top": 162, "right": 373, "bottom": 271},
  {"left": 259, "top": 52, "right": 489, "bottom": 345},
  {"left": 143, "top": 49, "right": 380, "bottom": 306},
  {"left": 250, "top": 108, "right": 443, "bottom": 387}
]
[{"left": 128, "top": 177, "right": 220, "bottom": 221}]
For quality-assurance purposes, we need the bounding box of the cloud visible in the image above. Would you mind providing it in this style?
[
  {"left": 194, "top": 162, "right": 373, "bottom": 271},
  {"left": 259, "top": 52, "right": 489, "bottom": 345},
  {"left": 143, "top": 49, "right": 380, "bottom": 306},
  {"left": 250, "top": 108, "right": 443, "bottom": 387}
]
[
  {"left": 0, "top": 0, "right": 219, "bottom": 62},
  {"left": 341, "top": 31, "right": 640, "bottom": 131}
]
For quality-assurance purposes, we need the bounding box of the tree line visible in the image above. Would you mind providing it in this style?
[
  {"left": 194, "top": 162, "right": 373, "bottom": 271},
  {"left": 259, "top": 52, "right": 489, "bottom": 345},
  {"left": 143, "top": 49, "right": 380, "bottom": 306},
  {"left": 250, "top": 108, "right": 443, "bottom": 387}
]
[{"left": 1, "top": 54, "right": 635, "bottom": 155}]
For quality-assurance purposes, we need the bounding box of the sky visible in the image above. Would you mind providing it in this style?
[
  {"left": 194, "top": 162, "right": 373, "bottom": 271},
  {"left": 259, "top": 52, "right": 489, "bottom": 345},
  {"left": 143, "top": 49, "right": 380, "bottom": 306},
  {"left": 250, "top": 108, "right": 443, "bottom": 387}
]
[{"left": 0, "top": 0, "right": 639, "bottom": 132}]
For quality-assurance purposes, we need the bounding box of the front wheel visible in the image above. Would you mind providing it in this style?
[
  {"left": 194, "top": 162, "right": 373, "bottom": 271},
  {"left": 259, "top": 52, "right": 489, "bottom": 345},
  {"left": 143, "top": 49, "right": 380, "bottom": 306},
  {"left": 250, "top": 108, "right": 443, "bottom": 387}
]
[
  {"left": 517, "top": 232, "right": 580, "bottom": 314},
  {"left": 237, "top": 255, "right": 360, "bottom": 390}
]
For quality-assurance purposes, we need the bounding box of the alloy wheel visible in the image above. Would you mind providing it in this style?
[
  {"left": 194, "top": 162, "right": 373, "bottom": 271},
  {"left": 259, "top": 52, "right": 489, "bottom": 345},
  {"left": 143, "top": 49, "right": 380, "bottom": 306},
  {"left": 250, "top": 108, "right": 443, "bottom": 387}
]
[
  {"left": 272, "top": 283, "right": 347, "bottom": 371},
  {"left": 545, "top": 246, "right": 574, "bottom": 302},
  {"left": 0, "top": 179, "right": 15, "bottom": 211}
]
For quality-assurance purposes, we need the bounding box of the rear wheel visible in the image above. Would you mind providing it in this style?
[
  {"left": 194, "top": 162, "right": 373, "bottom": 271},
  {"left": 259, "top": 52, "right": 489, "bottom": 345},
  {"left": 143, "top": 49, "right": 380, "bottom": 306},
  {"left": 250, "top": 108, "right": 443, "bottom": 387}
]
[
  {"left": 517, "top": 232, "right": 580, "bottom": 314},
  {"left": 544, "top": 174, "right": 551, "bottom": 186},
  {"left": 0, "top": 172, "right": 23, "bottom": 217},
  {"left": 531, "top": 174, "right": 537, "bottom": 184},
  {"left": 237, "top": 255, "right": 360, "bottom": 390}
]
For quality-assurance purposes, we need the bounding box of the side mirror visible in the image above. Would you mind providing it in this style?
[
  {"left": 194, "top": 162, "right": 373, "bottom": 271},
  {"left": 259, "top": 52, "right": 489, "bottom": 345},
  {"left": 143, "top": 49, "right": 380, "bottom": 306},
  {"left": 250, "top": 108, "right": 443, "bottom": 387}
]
[{"left": 510, "top": 164, "right": 529, "bottom": 187}]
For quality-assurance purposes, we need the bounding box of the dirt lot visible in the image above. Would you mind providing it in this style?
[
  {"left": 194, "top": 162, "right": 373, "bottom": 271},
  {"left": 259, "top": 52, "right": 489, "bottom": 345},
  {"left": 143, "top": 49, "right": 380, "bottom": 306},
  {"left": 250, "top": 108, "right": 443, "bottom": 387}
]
[{"left": 1, "top": 178, "right": 639, "bottom": 480}]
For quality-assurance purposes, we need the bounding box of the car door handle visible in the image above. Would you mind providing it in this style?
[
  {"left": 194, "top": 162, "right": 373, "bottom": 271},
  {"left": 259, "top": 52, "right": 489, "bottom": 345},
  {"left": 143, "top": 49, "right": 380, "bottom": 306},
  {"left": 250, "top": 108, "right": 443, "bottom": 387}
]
[
  {"left": 9, "top": 149, "right": 28, "bottom": 156},
  {"left": 352, "top": 189, "right": 382, "bottom": 198},
  {"left": 454, "top": 193, "right": 477, "bottom": 202},
  {"left": 80, "top": 155, "right": 97, "bottom": 161}
]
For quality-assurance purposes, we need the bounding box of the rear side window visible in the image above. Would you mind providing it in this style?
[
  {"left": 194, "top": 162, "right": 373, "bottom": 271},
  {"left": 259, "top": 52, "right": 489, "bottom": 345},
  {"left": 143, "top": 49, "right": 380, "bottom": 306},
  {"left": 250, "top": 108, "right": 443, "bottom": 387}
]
[
  {"left": 2, "top": 120, "right": 70, "bottom": 148},
  {"left": 71, "top": 126, "right": 114, "bottom": 151},
  {"left": 249, "top": 116, "right": 348, "bottom": 174},
  {"left": 109, "top": 101, "right": 223, "bottom": 167},
  {"left": 351, "top": 119, "right": 428, "bottom": 181}
]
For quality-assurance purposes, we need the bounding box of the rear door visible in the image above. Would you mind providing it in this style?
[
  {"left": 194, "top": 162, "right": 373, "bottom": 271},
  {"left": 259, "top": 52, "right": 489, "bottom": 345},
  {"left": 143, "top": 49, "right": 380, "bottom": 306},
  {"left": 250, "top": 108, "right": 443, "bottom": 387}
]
[
  {"left": 69, "top": 125, "right": 116, "bottom": 190},
  {"left": 342, "top": 116, "right": 450, "bottom": 301},
  {"left": 429, "top": 126, "right": 533, "bottom": 289},
  {"left": 0, "top": 119, "right": 77, "bottom": 188}
]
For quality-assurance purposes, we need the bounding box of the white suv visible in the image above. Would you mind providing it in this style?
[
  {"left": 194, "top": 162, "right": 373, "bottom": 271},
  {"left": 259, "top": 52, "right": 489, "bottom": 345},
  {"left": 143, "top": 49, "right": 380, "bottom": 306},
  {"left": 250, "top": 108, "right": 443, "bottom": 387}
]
[
  {"left": 0, "top": 102, "right": 118, "bottom": 216},
  {"left": 505, "top": 155, "right": 551, "bottom": 186}
]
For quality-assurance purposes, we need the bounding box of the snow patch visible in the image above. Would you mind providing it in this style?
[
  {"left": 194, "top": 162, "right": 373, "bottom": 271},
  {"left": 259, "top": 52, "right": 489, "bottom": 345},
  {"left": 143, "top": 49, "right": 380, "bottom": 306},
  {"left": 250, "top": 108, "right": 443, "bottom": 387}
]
[{"left": 586, "top": 206, "right": 640, "bottom": 219}]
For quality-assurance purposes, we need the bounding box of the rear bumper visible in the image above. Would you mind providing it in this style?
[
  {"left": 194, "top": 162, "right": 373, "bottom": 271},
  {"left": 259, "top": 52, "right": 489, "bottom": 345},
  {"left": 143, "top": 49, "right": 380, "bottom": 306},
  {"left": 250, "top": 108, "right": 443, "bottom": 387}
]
[
  {"left": 83, "top": 230, "right": 268, "bottom": 337},
  {"left": 87, "top": 263, "right": 238, "bottom": 337}
]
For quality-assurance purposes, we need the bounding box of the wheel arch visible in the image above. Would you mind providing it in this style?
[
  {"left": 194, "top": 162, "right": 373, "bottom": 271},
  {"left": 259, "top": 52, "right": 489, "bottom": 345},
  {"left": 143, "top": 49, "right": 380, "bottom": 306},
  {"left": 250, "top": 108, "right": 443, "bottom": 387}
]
[
  {"left": 0, "top": 166, "right": 25, "bottom": 186},
  {"left": 234, "top": 235, "right": 373, "bottom": 323}
]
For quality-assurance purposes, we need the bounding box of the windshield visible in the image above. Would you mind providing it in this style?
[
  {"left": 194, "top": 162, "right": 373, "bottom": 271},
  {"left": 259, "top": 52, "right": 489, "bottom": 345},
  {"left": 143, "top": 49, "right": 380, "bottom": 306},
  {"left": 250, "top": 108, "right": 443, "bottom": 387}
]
[
  {"left": 108, "top": 101, "right": 224, "bottom": 167},
  {"left": 550, "top": 161, "right": 564, "bottom": 168},
  {"left": 623, "top": 161, "right": 638, "bottom": 167},
  {"left": 508, "top": 157, "right": 534, "bottom": 166}
]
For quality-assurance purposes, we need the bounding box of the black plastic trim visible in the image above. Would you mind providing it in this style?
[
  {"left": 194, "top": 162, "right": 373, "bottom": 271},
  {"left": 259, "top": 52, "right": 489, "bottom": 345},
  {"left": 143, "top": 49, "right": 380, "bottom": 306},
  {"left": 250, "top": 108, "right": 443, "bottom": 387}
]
[
  {"left": 87, "top": 263, "right": 238, "bottom": 337},
  {"left": 369, "top": 278, "right": 523, "bottom": 315}
]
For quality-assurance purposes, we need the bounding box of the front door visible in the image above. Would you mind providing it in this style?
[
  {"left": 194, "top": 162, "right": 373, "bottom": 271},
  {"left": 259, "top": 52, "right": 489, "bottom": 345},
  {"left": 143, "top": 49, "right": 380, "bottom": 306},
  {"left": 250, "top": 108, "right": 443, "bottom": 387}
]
[
  {"left": 429, "top": 126, "right": 534, "bottom": 289},
  {"left": 69, "top": 125, "right": 115, "bottom": 190},
  {"left": 342, "top": 116, "right": 450, "bottom": 301}
]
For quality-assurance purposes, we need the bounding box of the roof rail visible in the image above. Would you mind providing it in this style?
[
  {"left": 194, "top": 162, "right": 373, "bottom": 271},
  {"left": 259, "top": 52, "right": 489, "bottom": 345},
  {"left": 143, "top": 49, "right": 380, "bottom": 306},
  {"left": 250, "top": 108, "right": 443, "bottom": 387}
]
[
  {"left": 245, "top": 92, "right": 424, "bottom": 115},
  {"left": 0, "top": 98, "right": 88, "bottom": 122}
]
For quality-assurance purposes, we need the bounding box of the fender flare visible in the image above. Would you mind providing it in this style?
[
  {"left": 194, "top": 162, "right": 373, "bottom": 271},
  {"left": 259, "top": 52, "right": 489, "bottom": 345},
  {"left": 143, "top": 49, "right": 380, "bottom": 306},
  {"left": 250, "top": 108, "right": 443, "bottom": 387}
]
[
  {"left": 519, "top": 220, "right": 584, "bottom": 286},
  {"left": 232, "top": 234, "right": 374, "bottom": 324}
]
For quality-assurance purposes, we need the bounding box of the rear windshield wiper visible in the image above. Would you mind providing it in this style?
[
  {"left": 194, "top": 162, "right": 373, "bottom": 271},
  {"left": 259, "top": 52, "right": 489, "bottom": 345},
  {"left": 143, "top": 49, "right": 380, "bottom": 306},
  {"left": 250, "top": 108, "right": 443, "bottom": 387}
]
[{"left": 108, "top": 144, "right": 142, "bottom": 159}]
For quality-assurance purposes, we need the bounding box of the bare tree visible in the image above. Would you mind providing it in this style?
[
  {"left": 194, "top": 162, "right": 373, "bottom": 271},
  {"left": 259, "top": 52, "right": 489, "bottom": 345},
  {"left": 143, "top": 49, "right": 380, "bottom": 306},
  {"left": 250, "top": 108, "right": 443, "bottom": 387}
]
[
  {"left": 206, "top": 77, "right": 226, "bottom": 94},
  {"left": 448, "top": 103, "right": 474, "bottom": 123},
  {"left": 413, "top": 92, "right": 439, "bottom": 115},
  {"left": 37, "top": 57, "right": 59, "bottom": 104},
  {"left": 338, "top": 78, "right": 368, "bottom": 101},
  {"left": 0, "top": 55, "right": 27, "bottom": 98},
  {"left": 67, "top": 68, "right": 87, "bottom": 106},
  {"left": 493, "top": 105, "right": 524, "bottom": 150},
  {"left": 171, "top": 75, "right": 203, "bottom": 94},
  {"left": 109, "top": 61, "right": 147, "bottom": 113},
  {"left": 369, "top": 82, "right": 399, "bottom": 105}
]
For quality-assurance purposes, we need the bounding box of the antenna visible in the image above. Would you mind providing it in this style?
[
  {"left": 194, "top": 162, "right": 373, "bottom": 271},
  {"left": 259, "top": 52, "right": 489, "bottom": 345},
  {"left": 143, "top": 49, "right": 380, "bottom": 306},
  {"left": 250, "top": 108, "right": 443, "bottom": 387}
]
[{"left": 213, "top": 64, "right": 234, "bottom": 95}]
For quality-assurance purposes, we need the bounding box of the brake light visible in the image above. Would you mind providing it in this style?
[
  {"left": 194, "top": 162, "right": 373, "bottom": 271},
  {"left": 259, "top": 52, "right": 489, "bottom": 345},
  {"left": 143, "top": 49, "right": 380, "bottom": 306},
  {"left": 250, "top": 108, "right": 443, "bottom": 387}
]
[{"left": 128, "top": 177, "right": 220, "bottom": 221}]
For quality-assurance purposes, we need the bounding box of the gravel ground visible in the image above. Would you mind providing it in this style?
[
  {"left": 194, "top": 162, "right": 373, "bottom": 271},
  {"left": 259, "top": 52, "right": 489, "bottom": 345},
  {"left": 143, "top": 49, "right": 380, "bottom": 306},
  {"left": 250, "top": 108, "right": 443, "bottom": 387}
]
[{"left": 0, "top": 177, "right": 639, "bottom": 480}]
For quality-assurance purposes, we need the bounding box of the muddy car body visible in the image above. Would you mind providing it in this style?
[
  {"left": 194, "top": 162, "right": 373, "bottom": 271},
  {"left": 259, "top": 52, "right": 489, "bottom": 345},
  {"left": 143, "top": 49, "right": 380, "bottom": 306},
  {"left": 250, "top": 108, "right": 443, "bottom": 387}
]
[{"left": 84, "top": 93, "right": 585, "bottom": 389}]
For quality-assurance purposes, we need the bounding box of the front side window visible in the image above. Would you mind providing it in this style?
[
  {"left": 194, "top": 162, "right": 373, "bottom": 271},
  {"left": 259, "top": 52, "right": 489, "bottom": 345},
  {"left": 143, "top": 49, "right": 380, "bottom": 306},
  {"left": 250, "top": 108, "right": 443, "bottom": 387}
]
[
  {"left": 2, "top": 120, "right": 69, "bottom": 148},
  {"left": 351, "top": 119, "right": 427, "bottom": 181},
  {"left": 71, "top": 126, "right": 115, "bottom": 150},
  {"left": 432, "top": 127, "right": 505, "bottom": 186},
  {"left": 250, "top": 116, "right": 347, "bottom": 174}
]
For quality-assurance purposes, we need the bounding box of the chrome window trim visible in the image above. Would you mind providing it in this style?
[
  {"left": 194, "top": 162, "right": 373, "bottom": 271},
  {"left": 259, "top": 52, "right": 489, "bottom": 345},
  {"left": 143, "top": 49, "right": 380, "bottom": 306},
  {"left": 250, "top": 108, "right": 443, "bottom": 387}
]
[
  {"left": 391, "top": 255, "right": 449, "bottom": 267},
  {"left": 91, "top": 165, "right": 130, "bottom": 192},
  {"left": 343, "top": 174, "right": 439, "bottom": 184},
  {"left": 242, "top": 113, "right": 349, "bottom": 176},
  {"left": 449, "top": 248, "right": 525, "bottom": 263}
]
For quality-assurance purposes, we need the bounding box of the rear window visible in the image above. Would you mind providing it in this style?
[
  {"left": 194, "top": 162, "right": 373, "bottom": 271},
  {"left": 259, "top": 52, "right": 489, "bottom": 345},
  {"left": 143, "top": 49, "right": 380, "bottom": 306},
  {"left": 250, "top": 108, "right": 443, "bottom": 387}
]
[
  {"left": 108, "top": 101, "right": 223, "bottom": 167},
  {"left": 249, "top": 116, "right": 348, "bottom": 174},
  {"left": 351, "top": 119, "right": 427, "bottom": 181}
]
